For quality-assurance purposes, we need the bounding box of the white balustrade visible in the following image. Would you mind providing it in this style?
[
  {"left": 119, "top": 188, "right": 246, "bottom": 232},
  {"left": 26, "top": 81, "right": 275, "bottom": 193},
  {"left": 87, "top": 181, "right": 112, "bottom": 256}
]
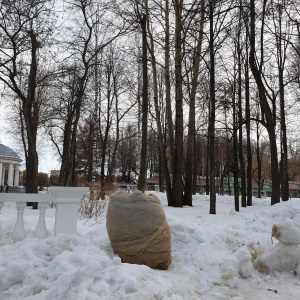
[
  {"left": 35, "top": 202, "right": 48, "bottom": 239},
  {"left": 11, "top": 202, "right": 26, "bottom": 241},
  {"left": 48, "top": 187, "right": 88, "bottom": 235},
  {"left": 0, "top": 187, "right": 88, "bottom": 241}
]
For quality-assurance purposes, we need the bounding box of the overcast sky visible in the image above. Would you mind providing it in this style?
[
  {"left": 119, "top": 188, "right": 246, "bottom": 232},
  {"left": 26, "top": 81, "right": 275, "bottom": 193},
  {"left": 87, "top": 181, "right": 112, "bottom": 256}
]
[{"left": 0, "top": 102, "right": 60, "bottom": 174}]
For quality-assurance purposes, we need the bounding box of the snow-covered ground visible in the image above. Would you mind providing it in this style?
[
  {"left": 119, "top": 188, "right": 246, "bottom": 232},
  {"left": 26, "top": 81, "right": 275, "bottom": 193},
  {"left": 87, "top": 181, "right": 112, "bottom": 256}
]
[{"left": 1, "top": 192, "right": 300, "bottom": 299}]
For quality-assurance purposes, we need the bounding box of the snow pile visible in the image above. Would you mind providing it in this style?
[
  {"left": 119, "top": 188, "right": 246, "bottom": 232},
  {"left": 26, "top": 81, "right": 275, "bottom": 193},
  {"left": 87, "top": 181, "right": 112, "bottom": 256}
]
[
  {"left": 1, "top": 193, "right": 300, "bottom": 299},
  {"left": 254, "top": 223, "right": 300, "bottom": 274}
]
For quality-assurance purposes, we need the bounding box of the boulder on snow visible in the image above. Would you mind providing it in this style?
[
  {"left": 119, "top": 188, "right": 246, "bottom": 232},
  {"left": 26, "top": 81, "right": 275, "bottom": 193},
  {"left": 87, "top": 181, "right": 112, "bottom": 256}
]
[
  {"left": 106, "top": 190, "right": 171, "bottom": 270},
  {"left": 254, "top": 223, "right": 300, "bottom": 274}
]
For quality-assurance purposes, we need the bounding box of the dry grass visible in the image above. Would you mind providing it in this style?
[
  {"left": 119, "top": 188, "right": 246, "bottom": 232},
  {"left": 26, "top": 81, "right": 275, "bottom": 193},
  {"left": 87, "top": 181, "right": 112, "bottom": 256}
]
[{"left": 78, "top": 182, "right": 116, "bottom": 219}]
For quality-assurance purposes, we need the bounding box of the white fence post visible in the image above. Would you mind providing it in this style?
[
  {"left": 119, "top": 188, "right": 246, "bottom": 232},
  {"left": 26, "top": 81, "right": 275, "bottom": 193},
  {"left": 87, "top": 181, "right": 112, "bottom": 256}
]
[
  {"left": 35, "top": 202, "right": 48, "bottom": 239},
  {"left": 48, "top": 187, "right": 89, "bottom": 235},
  {"left": 11, "top": 202, "right": 26, "bottom": 241}
]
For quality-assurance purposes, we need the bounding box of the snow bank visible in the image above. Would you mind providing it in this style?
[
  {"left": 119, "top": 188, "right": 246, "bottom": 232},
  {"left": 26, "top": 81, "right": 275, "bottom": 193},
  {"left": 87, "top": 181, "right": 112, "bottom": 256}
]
[{"left": 1, "top": 195, "right": 300, "bottom": 299}]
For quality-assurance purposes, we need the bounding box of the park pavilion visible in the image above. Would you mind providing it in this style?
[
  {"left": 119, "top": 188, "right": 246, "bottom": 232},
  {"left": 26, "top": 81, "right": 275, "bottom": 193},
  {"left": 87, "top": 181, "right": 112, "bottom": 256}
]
[{"left": 0, "top": 144, "right": 22, "bottom": 187}]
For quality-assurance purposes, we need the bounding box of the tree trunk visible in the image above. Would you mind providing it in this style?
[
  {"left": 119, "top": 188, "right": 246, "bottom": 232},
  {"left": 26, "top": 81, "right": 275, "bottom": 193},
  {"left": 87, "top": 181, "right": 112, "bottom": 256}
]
[
  {"left": 60, "top": 117, "right": 73, "bottom": 186},
  {"left": 100, "top": 120, "right": 110, "bottom": 185},
  {"left": 279, "top": 64, "right": 289, "bottom": 201},
  {"left": 165, "top": 0, "right": 175, "bottom": 174},
  {"left": 245, "top": 46, "right": 252, "bottom": 206},
  {"left": 209, "top": 0, "right": 216, "bottom": 214},
  {"left": 280, "top": 95, "right": 289, "bottom": 201},
  {"left": 24, "top": 30, "right": 40, "bottom": 208},
  {"left": 256, "top": 120, "right": 262, "bottom": 198},
  {"left": 183, "top": 0, "right": 205, "bottom": 206},
  {"left": 106, "top": 85, "right": 121, "bottom": 184},
  {"left": 205, "top": 137, "right": 210, "bottom": 195},
  {"left": 193, "top": 132, "right": 197, "bottom": 195},
  {"left": 237, "top": 19, "right": 246, "bottom": 208},
  {"left": 249, "top": 0, "right": 280, "bottom": 205},
  {"left": 138, "top": 14, "right": 148, "bottom": 192},
  {"left": 233, "top": 81, "right": 239, "bottom": 212},
  {"left": 171, "top": 0, "right": 184, "bottom": 207},
  {"left": 147, "top": 13, "right": 172, "bottom": 201}
]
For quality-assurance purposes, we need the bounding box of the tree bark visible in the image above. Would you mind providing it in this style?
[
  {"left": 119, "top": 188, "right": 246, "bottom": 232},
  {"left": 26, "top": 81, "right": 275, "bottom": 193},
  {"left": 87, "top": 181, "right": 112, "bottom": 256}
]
[
  {"left": 183, "top": 0, "right": 205, "bottom": 206},
  {"left": 24, "top": 30, "right": 40, "bottom": 208},
  {"left": 256, "top": 118, "right": 262, "bottom": 198},
  {"left": 237, "top": 14, "right": 246, "bottom": 208},
  {"left": 233, "top": 76, "right": 239, "bottom": 212},
  {"left": 165, "top": 0, "right": 175, "bottom": 174},
  {"left": 171, "top": 0, "right": 184, "bottom": 207},
  {"left": 137, "top": 14, "right": 148, "bottom": 192},
  {"left": 245, "top": 43, "right": 252, "bottom": 206},
  {"left": 209, "top": 0, "right": 216, "bottom": 214},
  {"left": 279, "top": 65, "right": 289, "bottom": 201}
]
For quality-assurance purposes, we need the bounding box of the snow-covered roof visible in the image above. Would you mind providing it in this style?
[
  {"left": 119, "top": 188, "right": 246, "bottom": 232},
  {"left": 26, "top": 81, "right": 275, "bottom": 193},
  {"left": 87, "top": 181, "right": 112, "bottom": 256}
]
[{"left": 0, "top": 144, "right": 22, "bottom": 162}]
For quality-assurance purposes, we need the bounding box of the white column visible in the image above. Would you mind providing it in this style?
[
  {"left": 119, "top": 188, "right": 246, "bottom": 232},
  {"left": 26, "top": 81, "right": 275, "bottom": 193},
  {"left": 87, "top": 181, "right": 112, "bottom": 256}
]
[
  {"left": 7, "top": 163, "right": 14, "bottom": 186},
  {"left": 0, "top": 163, "right": 3, "bottom": 188},
  {"left": 14, "top": 164, "right": 20, "bottom": 186},
  {"left": 1, "top": 165, "right": 5, "bottom": 186}
]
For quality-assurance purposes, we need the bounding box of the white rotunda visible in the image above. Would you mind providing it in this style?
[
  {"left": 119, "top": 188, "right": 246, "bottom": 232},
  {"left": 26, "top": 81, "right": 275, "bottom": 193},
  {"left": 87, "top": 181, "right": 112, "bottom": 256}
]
[{"left": 0, "top": 144, "right": 22, "bottom": 187}]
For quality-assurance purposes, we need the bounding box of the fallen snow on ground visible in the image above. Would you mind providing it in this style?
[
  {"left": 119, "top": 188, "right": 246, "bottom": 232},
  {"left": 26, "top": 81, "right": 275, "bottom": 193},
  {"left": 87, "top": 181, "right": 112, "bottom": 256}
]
[{"left": 1, "top": 193, "right": 300, "bottom": 299}]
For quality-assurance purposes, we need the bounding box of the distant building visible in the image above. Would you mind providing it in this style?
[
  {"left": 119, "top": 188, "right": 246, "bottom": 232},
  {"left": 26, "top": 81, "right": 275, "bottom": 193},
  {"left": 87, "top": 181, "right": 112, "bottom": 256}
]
[
  {"left": 146, "top": 173, "right": 300, "bottom": 198},
  {"left": 0, "top": 144, "right": 22, "bottom": 187},
  {"left": 50, "top": 170, "right": 60, "bottom": 176}
]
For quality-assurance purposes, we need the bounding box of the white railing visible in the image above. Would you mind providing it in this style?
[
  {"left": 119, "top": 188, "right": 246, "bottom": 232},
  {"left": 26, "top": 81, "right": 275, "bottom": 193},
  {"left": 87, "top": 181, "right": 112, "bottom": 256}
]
[{"left": 0, "top": 187, "right": 88, "bottom": 241}]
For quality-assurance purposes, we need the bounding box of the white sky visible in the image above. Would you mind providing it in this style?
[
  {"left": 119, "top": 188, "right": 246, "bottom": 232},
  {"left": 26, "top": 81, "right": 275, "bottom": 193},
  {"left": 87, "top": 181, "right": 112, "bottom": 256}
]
[
  {"left": 1, "top": 192, "right": 300, "bottom": 299},
  {"left": 0, "top": 102, "right": 60, "bottom": 174}
]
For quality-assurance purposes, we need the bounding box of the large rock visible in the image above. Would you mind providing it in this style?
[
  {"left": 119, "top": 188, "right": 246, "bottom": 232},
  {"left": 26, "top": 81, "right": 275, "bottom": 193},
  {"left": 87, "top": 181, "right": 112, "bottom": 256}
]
[{"left": 106, "top": 190, "right": 171, "bottom": 269}]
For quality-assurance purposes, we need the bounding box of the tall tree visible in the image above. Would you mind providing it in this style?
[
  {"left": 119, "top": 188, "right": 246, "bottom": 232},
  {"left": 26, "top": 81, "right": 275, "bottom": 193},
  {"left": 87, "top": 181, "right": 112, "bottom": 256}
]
[
  {"left": 137, "top": 13, "right": 148, "bottom": 192},
  {"left": 183, "top": 0, "right": 206, "bottom": 206},
  {"left": 55, "top": 0, "right": 127, "bottom": 186},
  {"left": 171, "top": 0, "right": 184, "bottom": 207},
  {"left": 208, "top": 0, "right": 216, "bottom": 214},
  {"left": 232, "top": 65, "right": 239, "bottom": 212},
  {"left": 146, "top": 6, "right": 173, "bottom": 202},
  {"left": 164, "top": 0, "right": 175, "bottom": 175},
  {"left": 270, "top": 1, "right": 290, "bottom": 201},
  {"left": 237, "top": 4, "right": 246, "bottom": 208},
  {"left": 243, "top": 8, "right": 252, "bottom": 206},
  {"left": 249, "top": 0, "right": 280, "bottom": 205},
  {"left": 0, "top": 0, "right": 55, "bottom": 196}
]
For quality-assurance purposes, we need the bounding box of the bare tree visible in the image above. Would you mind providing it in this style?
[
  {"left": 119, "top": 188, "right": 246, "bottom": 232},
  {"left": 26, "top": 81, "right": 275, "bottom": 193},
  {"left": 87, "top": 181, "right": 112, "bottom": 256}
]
[
  {"left": 49, "top": 0, "right": 128, "bottom": 186},
  {"left": 269, "top": 0, "right": 291, "bottom": 202},
  {"left": 137, "top": 14, "right": 148, "bottom": 192},
  {"left": 183, "top": 0, "right": 206, "bottom": 206},
  {"left": 249, "top": 0, "right": 280, "bottom": 205},
  {"left": 146, "top": 7, "right": 173, "bottom": 201},
  {"left": 207, "top": 0, "right": 234, "bottom": 213},
  {"left": 171, "top": 0, "right": 184, "bottom": 207},
  {"left": 0, "top": 0, "right": 55, "bottom": 197}
]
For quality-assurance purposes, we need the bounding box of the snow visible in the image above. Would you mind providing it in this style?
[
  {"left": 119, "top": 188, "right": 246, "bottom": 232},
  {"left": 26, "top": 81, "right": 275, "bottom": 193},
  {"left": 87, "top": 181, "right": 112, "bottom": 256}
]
[{"left": 1, "top": 193, "right": 300, "bottom": 299}]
